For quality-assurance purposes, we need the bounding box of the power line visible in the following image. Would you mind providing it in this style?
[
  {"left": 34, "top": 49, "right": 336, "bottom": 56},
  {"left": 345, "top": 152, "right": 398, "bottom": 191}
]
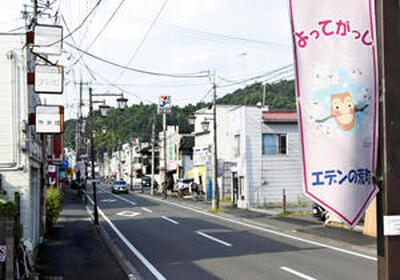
[
  {"left": 90, "top": 81, "right": 210, "bottom": 88},
  {"left": 197, "top": 86, "right": 213, "bottom": 104},
  {"left": 217, "top": 65, "right": 293, "bottom": 88},
  {"left": 77, "top": 61, "right": 155, "bottom": 104},
  {"left": 44, "top": 0, "right": 103, "bottom": 47},
  {"left": 70, "top": 0, "right": 127, "bottom": 68},
  {"left": 121, "top": 14, "right": 290, "bottom": 49},
  {"left": 65, "top": 41, "right": 210, "bottom": 78},
  {"left": 114, "top": 0, "right": 168, "bottom": 82}
]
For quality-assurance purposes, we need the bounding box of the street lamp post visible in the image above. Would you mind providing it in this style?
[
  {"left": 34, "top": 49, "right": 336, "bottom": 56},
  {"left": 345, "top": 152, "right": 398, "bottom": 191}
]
[{"left": 88, "top": 88, "right": 128, "bottom": 225}]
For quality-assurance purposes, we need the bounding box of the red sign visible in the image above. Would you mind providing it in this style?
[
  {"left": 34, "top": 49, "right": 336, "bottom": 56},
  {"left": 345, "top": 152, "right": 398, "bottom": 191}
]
[{"left": 52, "top": 134, "right": 63, "bottom": 164}]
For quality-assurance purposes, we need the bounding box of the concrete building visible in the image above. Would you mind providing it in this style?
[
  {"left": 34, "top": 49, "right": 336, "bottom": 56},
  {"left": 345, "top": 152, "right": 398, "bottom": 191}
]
[{"left": 0, "top": 34, "right": 45, "bottom": 252}]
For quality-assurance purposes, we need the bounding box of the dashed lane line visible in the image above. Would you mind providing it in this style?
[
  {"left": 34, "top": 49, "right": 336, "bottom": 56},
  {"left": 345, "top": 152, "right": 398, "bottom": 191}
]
[
  {"left": 161, "top": 216, "right": 179, "bottom": 225},
  {"left": 196, "top": 231, "right": 232, "bottom": 247},
  {"left": 280, "top": 266, "right": 317, "bottom": 280}
]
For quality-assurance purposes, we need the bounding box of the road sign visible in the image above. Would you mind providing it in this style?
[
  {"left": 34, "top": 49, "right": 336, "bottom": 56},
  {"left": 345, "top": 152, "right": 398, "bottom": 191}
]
[
  {"left": 33, "top": 24, "right": 63, "bottom": 55},
  {"left": 35, "top": 105, "right": 64, "bottom": 134},
  {"left": 0, "top": 245, "right": 7, "bottom": 262},
  {"left": 289, "top": 0, "right": 379, "bottom": 227},
  {"left": 34, "top": 64, "right": 64, "bottom": 94},
  {"left": 158, "top": 96, "right": 171, "bottom": 114},
  {"left": 52, "top": 134, "right": 63, "bottom": 165}
]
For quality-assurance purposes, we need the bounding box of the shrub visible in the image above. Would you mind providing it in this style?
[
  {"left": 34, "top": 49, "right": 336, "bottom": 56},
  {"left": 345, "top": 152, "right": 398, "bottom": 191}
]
[
  {"left": 0, "top": 201, "right": 15, "bottom": 216},
  {"left": 46, "top": 187, "right": 63, "bottom": 227}
]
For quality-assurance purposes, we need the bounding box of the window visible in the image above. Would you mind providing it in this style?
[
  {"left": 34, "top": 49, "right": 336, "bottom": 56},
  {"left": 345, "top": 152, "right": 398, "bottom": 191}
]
[
  {"left": 234, "top": 135, "right": 240, "bottom": 157},
  {"left": 262, "top": 133, "right": 287, "bottom": 155}
]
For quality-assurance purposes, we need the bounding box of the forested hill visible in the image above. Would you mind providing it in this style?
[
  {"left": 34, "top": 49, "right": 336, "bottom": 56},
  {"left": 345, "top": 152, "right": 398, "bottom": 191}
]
[{"left": 63, "top": 79, "right": 295, "bottom": 155}]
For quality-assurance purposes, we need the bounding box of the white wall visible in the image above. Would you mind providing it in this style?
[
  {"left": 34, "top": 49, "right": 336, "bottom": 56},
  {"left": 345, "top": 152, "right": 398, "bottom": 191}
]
[
  {"left": 0, "top": 34, "right": 43, "bottom": 248},
  {"left": 259, "top": 123, "right": 304, "bottom": 205}
]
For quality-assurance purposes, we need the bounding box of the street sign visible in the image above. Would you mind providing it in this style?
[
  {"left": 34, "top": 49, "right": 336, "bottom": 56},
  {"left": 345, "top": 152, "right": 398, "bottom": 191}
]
[
  {"left": 289, "top": 0, "right": 379, "bottom": 227},
  {"left": 158, "top": 96, "right": 171, "bottom": 114},
  {"left": 33, "top": 24, "right": 63, "bottom": 55},
  {"left": 34, "top": 64, "right": 64, "bottom": 94},
  {"left": 35, "top": 105, "right": 64, "bottom": 134},
  {"left": 0, "top": 245, "right": 6, "bottom": 262},
  {"left": 52, "top": 134, "right": 63, "bottom": 165}
]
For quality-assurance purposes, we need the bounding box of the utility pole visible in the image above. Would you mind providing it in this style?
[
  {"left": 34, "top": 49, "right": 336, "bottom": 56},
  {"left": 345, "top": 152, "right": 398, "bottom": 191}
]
[
  {"left": 76, "top": 80, "right": 83, "bottom": 171},
  {"left": 130, "top": 141, "right": 133, "bottom": 191},
  {"left": 211, "top": 70, "right": 219, "bottom": 210},
  {"left": 376, "top": 0, "right": 400, "bottom": 279},
  {"left": 151, "top": 119, "right": 155, "bottom": 196},
  {"left": 89, "top": 87, "right": 99, "bottom": 225},
  {"left": 163, "top": 112, "right": 167, "bottom": 199}
]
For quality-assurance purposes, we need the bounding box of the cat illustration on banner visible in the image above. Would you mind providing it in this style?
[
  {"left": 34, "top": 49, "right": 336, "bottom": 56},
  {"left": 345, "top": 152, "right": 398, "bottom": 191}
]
[{"left": 316, "top": 91, "right": 368, "bottom": 131}]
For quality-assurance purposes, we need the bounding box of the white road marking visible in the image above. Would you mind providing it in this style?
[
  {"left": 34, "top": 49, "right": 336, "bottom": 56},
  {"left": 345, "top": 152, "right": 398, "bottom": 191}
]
[
  {"left": 140, "top": 194, "right": 377, "bottom": 261},
  {"left": 161, "top": 216, "right": 179, "bottom": 225},
  {"left": 116, "top": 211, "right": 141, "bottom": 218},
  {"left": 280, "top": 266, "right": 317, "bottom": 280},
  {"left": 86, "top": 195, "right": 167, "bottom": 280},
  {"left": 142, "top": 207, "right": 153, "bottom": 213},
  {"left": 100, "top": 199, "right": 116, "bottom": 203},
  {"left": 100, "top": 188, "right": 137, "bottom": 206},
  {"left": 197, "top": 231, "right": 232, "bottom": 247}
]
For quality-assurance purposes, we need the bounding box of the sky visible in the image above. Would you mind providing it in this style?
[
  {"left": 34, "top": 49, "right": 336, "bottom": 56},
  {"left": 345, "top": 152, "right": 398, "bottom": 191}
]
[{"left": 0, "top": 0, "right": 294, "bottom": 119}]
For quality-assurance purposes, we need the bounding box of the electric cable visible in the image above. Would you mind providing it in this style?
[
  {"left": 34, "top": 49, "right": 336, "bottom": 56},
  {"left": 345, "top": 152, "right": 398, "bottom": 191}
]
[
  {"left": 114, "top": 0, "right": 168, "bottom": 82},
  {"left": 43, "top": 0, "right": 103, "bottom": 47},
  {"left": 120, "top": 14, "right": 290, "bottom": 49},
  {"left": 70, "top": 0, "right": 127, "bottom": 68},
  {"left": 218, "top": 65, "right": 293, "bottom": 88},
  {"left": 65, "top": 41, "right": 210, "bottom": 78}
]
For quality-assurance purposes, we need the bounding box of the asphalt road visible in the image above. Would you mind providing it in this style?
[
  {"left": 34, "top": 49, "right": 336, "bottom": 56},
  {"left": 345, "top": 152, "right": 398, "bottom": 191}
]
[{"left": 87, "top": 184, "right": 376, "bottom": 280}]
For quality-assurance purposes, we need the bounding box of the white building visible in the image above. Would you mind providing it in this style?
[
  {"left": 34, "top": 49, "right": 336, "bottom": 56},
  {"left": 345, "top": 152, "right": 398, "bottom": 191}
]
[
  {"left": 192, "top": 105, "right": 305, "bottom": 209},
  {"left": 0, "top": 34, "right": 45, "bottom": 251}
]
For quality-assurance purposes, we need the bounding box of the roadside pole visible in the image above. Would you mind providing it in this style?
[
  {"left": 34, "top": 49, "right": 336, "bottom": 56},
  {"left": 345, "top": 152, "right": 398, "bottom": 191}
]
[
  {"left": 151, "top": 120, "right": 155, "bottom": 196},
  {"left": 376, "top": 0, "right": 400, "bottom": 279},
  {"left": 89, "top": 88, "right": 99, "bottom": 225},
  {"left": 130, "top": 142, "right": 133, "bottom": 191},
  {"left": 211, "top": 70, "right": 219, "bottom": 210},
  {"left": 163, "top": 112, "right": 167, "bottom": 199}
]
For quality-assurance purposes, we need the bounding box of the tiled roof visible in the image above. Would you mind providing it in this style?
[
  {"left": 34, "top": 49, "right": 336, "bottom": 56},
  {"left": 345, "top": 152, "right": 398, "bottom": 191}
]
[{"left": 262, "top": 110, "right": 297, "bottom": 122}]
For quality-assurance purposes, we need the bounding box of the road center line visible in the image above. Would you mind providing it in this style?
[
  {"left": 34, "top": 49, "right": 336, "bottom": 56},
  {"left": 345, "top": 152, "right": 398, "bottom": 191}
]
[
  {"left": 86, "top": 195, "right": 167, "bottom": 280},
  {"left": 161, "top": 216, "right": 179, "bottom": 225},
  {"left": 142, "top": 207, "right": 153, "bottom": 213},
  {"left": 197, "top": 231, "right": 232, "bottom": 247},
  {"left": 138, "top": 194, "right": 377, "bottom": 261},
  {"left": 280, "top": 266, "right": 317, "bottom": 280},
  {"left": 99, "top": 187, "right": 137, "bottom": 206}
]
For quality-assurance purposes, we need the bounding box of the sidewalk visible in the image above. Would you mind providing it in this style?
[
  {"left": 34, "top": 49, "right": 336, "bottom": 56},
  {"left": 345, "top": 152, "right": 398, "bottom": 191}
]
[
  {"left": 36, "top": 187, "right": 127, "bottom": 280},
  {"left": 143, "top": 191, "right": 376, "bottom": 256}
]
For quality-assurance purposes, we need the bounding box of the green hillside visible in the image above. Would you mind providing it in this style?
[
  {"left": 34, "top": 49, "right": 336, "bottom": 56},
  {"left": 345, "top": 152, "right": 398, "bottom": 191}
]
[{"left": 63, "top": 79, "right": 295, "bottom": 156}]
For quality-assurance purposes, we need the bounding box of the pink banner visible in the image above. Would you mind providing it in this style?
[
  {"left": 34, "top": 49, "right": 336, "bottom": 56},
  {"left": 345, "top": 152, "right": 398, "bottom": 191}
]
[{"left": 289, "top": 0, "right": 379, "bottom": 227}]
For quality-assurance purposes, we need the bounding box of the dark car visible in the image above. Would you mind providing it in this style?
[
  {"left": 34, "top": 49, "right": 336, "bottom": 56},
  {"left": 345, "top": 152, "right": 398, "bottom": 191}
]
[
  {"left": 141, "top": 176, "right": 158, "bottom": 189},
  {"left": 112, "top": 180, "right": 129, "bottom": 194}
]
